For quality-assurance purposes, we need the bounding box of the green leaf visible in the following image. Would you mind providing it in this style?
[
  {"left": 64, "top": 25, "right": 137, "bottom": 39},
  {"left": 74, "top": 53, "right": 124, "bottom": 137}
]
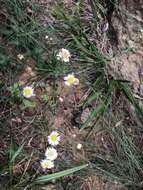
[
  {"left": 34, "top": 164, "right": 88, "bottom": 184},
  {"left": 117, "top": 82, "right": 143, "bottom": 123},
  {"left": 23, "top": 99, "right": 36, "bottom": 108},
  {"left": 9, "top": 142, "right": 25, "bottom": 179},
  {"left": 80, "top": 101, "right": 106, "bottom": 131},
  {"left": 41, "top": 94, "right": 49, "bottom": 102},
  {"left": 71, "top": 34, "right": 95, "bottom": 59},
  {"left": 10, "top": 143, "right": 25, "bottom": 164}
]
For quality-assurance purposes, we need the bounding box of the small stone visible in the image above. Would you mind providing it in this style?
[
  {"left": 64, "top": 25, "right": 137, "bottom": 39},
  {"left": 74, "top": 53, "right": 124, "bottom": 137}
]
[
  {"left": 76, "top": 143, "right": 82, "bottom": 150},
  {"left": 72, "top": 134, "right": 76, "bottom": 138},
  {"left": 17, "top": 54, "right": 24, "bottom": 60},
  {"left": 59, "top": 97, "right": 64, "bottom": 102}
]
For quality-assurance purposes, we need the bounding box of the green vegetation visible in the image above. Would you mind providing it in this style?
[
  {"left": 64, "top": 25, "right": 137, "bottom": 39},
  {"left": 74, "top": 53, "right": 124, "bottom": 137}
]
[{"left": 0, "top": 0, "right": 143, "bottom": 190}]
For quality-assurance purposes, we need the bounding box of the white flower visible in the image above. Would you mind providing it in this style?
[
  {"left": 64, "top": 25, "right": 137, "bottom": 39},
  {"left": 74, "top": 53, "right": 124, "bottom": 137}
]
[
  {"left": 17, "top": 54, "right": 24, "bottom": 60},
  {"left": 45, "top": 147, "right": 58, "bottom": 161},
  {"left": 45, "top": 35, "right": 49, "bottom": 39},
  {"left": 40, "top": 159, "right": 54, "bottom": 169},
  {"left": 48, "top": 131, "right": 61, "bottom": 146},
  {"left": 77, "top": 143, "right": 82, "bottom": 150},
  {"left": 56, "top": 48, "right": 71, "bottom": 62},
  {"left": 64, "top": 74, "right": 79, "bottom": 86},
  {"left": 22, "top": 86, "right": 35, "bottom": 98}
]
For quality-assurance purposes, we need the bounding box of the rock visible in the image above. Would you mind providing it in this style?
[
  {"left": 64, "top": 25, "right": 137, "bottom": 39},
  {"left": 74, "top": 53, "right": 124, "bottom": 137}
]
[{"left": 106, "top": 0, "right": 143, "bottom": 96}]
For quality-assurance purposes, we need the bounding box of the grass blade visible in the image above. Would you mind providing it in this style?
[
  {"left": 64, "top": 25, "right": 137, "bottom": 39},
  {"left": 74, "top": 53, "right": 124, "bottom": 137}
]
[
  {"left": 34, "top": 164, "right": 88, "bottom": 184},
  {"left": 9, "top": 142, "right": 25, "bottom": 183},
  {"left": 10, "top": 143, "right": 25, "bottom": 163},
  {"left": 117, "top": 82, "right": 143, "bottom": 123},
  {"left": 80, "top": 80, "right": 115, "bottom": 131}
]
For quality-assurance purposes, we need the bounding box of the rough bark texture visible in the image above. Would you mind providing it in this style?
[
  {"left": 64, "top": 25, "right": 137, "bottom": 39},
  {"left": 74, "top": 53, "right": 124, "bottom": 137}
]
[{"left": 107, "top": 0, "right": 143, "bottom": 96}]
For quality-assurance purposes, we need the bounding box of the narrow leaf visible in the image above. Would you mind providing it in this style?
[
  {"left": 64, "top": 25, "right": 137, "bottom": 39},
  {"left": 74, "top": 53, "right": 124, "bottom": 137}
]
[
  {"left": 34, "top": 164, "right": 88, "bottom": 184},
  {"left": 10, "top": 143, "right": 25, "bottom": 163}
]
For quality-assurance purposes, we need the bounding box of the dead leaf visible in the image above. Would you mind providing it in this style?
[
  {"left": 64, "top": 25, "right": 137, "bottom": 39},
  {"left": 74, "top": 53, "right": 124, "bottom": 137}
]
[
  {"left": 81, "top": 108, "right": 91, "bottom": 124},
  {"left": 54, "top": 115, "right": 64, "bottom": 128},
  {"left": 11, "top": 117, "right": 22, "bottom": 123},
  {"left": 64, "top": 0, "right": 72, "bottom": 7}
]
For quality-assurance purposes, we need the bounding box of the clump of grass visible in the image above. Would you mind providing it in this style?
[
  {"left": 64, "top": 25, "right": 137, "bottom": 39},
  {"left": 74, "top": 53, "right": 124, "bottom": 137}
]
[
  {"left": 1, "top": 0, "right": 41, "bottom": 50},
  {"left": 90, "top": 110, "right": 143, "bottom": 189},
  {"left": 0, "top": 0, "right": 67, "bottom": 80},
  {"left": 50, "top": 1, "right": 143, "bottom": 189},
  {"left": 0, "top": 1, "right": 88, "bottom": 189}
]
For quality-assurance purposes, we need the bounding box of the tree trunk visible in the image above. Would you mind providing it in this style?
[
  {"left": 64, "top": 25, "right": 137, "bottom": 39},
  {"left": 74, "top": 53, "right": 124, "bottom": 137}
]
[{"left": 107, "top": 0, "right": 143, "bottom": 97}]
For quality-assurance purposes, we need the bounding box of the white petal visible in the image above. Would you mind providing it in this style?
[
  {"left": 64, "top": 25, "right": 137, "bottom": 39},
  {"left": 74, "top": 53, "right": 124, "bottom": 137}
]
[
  {"left": 74, "top": 78, "right": 79, "bottom": 85},
  {"left": 50, "top": 131, "right": 59, "bottom": 136},
  {"left": 63, "top": 58, "right": 69, "bottom": 62},
  {"left": 41, "top": 159, "right": 54, "bottom": 169},
  {"left": 64, "top": 81, "right": 71, "bottom": 86},
  {"left": 64, "top": 76, "right": 68, "bottom": 80},
  {"left": 57, "top": 56, "right": 61, "bottom": 60}
]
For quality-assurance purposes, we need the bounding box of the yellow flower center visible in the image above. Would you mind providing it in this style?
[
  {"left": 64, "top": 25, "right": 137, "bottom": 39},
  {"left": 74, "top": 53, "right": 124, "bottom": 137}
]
[
  {"left": 43, "top": 162, "right": 49, "bottom": 169},
  {"left": 67, "top": 76, "right": 75, "bottom": 85},
  {"left": 51, "top": 135, "right": 58, "bottom": 142},
  {"left": 24, "top": 88, "right": 31, "bottom": 96}
]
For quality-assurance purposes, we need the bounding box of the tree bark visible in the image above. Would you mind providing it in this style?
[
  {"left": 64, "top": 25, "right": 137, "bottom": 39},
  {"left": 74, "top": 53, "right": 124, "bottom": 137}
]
[{"left": 106, "top": 0, "right": 143, "bottom": 97}]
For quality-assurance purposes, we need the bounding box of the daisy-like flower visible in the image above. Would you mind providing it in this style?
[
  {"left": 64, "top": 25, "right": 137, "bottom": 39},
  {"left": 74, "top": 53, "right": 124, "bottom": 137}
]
[
  {"left": 56, "top": 48, "right": 71, "bottom": 62},
  {"left": 22, "top": 86, "right": 35, "bottom": 98},
  {"left": 17, "top": 54, "right": 24, "bottom": 60},
  {"left": 48, "top": 131, "right": 61, "bottom": 146},
  {"left": 45, "top": 147, "right": 58, "bottom": 161},
  {"left": 40, "top": 159, "right": 54, "bottom": 169},
  {"left": 64, "top": 74, "right": 79, "bottom": 86}
]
